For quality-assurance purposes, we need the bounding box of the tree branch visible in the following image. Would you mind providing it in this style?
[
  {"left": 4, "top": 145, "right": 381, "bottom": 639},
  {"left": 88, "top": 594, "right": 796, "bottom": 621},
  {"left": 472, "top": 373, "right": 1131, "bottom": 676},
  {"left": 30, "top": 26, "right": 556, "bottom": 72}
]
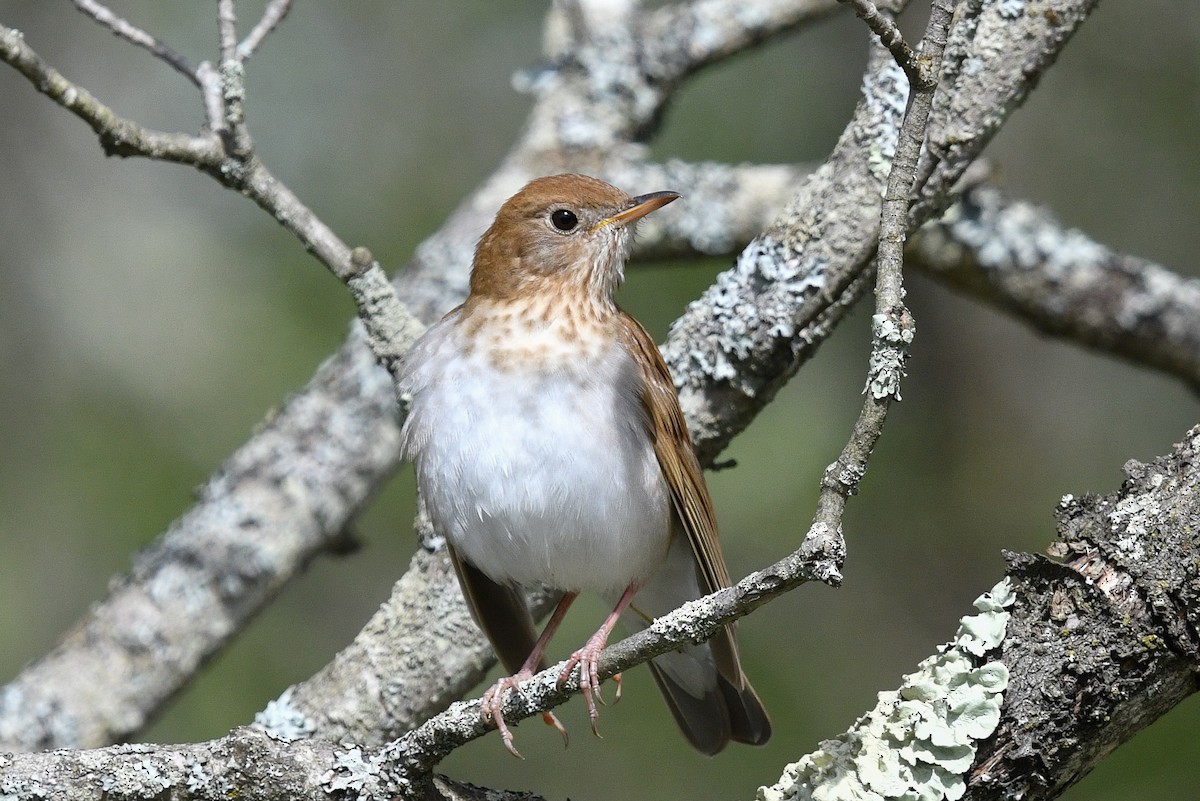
[
  {"left": 664, "top": 0, "right": 1099, "bottom": 469},
  {"left": 641, "top": 0, "right": 841, "bottom": 80},
  {"left": 915, "top": 0, "right": 1101, "bottom": 218},
  {"left": 764, "top": 425, "right": 1200, "bottom": 801},
  {"left": 0, "top": 25, "right": 221, "bottom": 163},
  {"left": 70, "top": 0, "right": 201, "bottom": 85},
  {"left": 0, "top": 329, "right": 402, "bottom": 752},
  {"left": 910, "top": 183, "right": 1200, "bottom": 393},
  {"left": 237, "top": 0, "right": 293, "bottom": 60}
]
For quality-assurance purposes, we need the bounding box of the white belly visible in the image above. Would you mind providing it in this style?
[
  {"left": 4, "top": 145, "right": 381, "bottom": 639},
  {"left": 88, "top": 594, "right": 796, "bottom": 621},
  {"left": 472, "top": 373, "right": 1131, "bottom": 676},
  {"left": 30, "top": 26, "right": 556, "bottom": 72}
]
[{"left": 400, "top": 313, "right": 671, "bottom": 595}]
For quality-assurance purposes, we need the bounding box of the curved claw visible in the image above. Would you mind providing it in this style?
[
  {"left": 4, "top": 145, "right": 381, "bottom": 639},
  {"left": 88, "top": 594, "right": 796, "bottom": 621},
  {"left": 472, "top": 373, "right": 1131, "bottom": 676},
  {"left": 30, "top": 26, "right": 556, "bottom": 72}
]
[
  {"left": 542, "top": 710, "right": 569, "bottom": 747},
  {"left": 557, "top": 630, "right": 611, "bottom": 737},
  {"left": 480, "top": 674, "right": 529, "bottom": 759}
]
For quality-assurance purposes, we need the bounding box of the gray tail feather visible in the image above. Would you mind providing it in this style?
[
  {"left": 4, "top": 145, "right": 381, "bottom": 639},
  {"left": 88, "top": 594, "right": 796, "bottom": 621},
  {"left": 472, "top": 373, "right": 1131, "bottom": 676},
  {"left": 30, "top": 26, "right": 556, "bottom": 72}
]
[{"left": 647, "top": 654, "right": 771, "bottom": 755}]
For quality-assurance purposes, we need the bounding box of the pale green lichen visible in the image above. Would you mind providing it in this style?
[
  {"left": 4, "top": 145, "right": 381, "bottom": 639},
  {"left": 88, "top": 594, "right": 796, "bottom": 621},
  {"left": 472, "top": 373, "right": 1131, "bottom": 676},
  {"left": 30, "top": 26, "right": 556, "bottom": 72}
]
[
  {"left": 758, "top": 578, "right": 1014, "bottom": 801},
  {"left": 866, "top": 313, "right": 915, "bottom": 400},
  {"left": 864, "top": 62, "right": 910, "bottom": 183},
  {"left": 321, "top": 746, "right": 385, "bottom": 798},
  {"left": 253, "top": 687, "right": 315, "bottom": 742}
]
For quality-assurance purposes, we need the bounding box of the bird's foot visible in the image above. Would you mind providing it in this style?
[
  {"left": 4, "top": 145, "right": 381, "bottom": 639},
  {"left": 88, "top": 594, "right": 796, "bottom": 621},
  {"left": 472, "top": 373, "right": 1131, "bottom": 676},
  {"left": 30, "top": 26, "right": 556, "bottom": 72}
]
[
  {"left": 480, "top": 673, "right": 531, "bottom": 758},
  {"left": 480, "top": 672, "right": 569, "bottom": 757},
  {"left": 557, "top": 629, "right": 612, "bottom": 737}
]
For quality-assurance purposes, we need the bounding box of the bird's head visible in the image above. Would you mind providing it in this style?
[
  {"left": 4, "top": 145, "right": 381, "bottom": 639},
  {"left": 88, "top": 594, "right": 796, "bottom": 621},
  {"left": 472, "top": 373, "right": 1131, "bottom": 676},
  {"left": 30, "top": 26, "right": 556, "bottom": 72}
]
[{"left": 469, "top": 174, "right": 679, "bottom": 308}]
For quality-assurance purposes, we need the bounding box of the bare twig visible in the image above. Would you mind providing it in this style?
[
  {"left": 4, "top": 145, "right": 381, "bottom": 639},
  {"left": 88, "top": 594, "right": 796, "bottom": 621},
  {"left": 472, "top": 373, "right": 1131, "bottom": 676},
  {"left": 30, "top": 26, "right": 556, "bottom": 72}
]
[
  {"left": 0, "top": 25, "right": 220, "bottom": 163},
  {"left": 197, "top": 59, "right": 226, "bottom": 133},
  {"left": 237, "top": 0, "right": 293, "bottom": 59},
  {"left": 70, "top": 0, "right": 201, "bottom": 85},
  {"left": 807, "top": 0, "right": 954, "bottom": 584},
  {"left": 836, "top": 0, "right": 921, "bottom": 79}
]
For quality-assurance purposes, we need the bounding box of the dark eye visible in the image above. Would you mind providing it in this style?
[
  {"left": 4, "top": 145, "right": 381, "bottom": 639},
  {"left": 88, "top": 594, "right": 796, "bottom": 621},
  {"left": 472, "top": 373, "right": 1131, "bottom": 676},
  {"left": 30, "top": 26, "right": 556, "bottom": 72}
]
[{"left": 550, "top": 209, "right": 578, "bottom": 232}]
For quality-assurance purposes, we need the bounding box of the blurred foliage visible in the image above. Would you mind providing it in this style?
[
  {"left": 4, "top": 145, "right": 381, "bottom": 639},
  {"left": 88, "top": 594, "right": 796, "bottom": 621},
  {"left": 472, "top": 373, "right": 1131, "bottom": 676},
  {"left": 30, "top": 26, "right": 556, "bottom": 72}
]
[{"left": 0, "top": 2, "right": 1197, "bottom": 800}]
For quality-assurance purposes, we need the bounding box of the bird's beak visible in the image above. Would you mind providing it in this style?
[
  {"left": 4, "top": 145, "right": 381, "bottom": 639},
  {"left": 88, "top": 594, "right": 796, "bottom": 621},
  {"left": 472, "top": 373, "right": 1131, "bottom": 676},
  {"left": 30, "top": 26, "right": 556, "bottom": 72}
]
[{"left": 593, "top": 190, "right": 681, "bottom": 230}]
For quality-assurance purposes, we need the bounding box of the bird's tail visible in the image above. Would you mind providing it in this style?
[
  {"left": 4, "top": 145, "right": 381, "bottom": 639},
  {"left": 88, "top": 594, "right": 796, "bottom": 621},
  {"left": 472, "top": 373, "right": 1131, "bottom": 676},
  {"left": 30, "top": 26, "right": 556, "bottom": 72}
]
[{"left": 614, "top": 537, "right": 771, "bottom": 755}]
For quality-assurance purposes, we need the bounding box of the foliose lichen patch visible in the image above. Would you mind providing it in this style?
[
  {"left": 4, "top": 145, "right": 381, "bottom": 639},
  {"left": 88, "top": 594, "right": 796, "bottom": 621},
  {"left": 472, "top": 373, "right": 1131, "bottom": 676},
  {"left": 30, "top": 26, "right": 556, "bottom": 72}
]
[{"left": 759, "top": 578, "right": 1014, "bottom": 801}]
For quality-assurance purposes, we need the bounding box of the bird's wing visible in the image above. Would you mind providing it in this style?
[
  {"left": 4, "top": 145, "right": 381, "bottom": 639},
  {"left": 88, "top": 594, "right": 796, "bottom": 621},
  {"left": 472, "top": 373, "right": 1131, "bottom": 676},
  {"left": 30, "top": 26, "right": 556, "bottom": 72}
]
[
  {"left": 446, "top": 543, "right": 545, "bottom": 675},
  {"left": 616, "top": 313, "right": 741, "bottom": 682}
]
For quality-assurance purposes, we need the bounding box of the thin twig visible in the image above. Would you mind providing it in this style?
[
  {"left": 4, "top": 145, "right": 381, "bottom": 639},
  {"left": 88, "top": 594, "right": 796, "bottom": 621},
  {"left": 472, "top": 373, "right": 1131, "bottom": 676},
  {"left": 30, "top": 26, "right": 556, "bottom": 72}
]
[
  {"left": 837, "top": 0, "right": 922, "bottom": 81},
  {"left": 812, "top": 0, "right": 956, "bottom": 538},
  {"left": 197, "top": 60, "right": 226, "bottom": 133},
  {"left": 216, "top": 0, "right": 253, "bottom": 158},
  {"left": 0, "top": 25, "right": 220, "bottom": 164},
  {"left": 71, "top": 0, "right": 201, "bottom": 86},
  {"left": 237, "top": 0, "right": 293, "bottom": 59}
]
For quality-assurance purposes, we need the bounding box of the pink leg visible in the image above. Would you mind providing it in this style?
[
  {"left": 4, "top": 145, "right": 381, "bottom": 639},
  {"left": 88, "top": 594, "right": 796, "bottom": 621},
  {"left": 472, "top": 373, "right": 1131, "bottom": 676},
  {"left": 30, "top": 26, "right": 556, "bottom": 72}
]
[
  {"left": 557, "top": 583, "right": 639, "bottom": 736},
  {"left": 481, "top": 592, "right": 578, "bottom": 758}
]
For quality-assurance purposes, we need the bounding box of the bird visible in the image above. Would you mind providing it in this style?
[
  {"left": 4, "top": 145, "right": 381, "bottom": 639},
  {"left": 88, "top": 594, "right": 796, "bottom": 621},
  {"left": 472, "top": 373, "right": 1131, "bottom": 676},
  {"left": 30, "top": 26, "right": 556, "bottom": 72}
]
[{"left": 398, "top": 173, "right": 770, "bottom": 757}]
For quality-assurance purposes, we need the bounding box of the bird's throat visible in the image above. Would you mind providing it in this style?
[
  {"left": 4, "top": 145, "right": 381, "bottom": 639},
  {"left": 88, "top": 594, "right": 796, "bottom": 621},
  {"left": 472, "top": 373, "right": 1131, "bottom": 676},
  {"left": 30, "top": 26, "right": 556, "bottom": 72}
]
[{"left": 457, "top": 295, "right": 618, "bottom": 374}]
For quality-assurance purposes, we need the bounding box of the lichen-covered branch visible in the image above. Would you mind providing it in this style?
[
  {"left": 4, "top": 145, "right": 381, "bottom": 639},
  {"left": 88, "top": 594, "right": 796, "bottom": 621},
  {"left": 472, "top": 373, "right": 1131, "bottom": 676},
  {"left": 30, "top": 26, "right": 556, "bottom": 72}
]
[
  {"left": 759, "top": 425, "right": 1200, "bottom": 801},
  {"left": 0, "top": 330, "right": 402, "bottom": 752},
  {"left": 640, "top": 0, "right": 840, "bottom": 80},
  {"left": 971, "top": 429, "right": 1200, "bottom": 799},
  {"left": 910, "top": 183, "right": 1200, "bottom": 393},
  {"left": 0, "top": 511, "right": 844, "bottom": 800},
  {"left": 916, "top": 0, "right": 1101, "bottom": 217},
  {"left": 663, "top": 43, "right": 909, "bottom": 466},
  {"left": 257, "top": 520, "right": 502, "bottom": 747},
  {"left": 665, "top": 0, "right": 1099, "bottom": 468},
  {"left": 762, "top": 580, "right": 1015, "bottom": 801}
]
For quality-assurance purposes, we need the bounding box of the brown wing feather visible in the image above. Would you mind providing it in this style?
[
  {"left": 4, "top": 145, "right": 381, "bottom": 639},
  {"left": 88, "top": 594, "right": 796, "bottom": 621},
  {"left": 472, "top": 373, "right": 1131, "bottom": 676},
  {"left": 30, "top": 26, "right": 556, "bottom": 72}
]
[
  {"left": 446, "top": 543, "right": 545, "bottom": 675},
  {"left": 616, "top": 313, "right": 743, "bottom": 685}
]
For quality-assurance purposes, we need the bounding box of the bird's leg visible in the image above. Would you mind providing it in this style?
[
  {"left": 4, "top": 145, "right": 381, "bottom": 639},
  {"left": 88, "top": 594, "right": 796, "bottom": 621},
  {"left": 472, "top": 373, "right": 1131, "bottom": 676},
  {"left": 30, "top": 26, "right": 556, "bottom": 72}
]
[
  {"left": 481, "top": 591, "right": 578, "bottom": 758},
  {"left": 557, "top": 583, "right": 639, "bottom": 736}
]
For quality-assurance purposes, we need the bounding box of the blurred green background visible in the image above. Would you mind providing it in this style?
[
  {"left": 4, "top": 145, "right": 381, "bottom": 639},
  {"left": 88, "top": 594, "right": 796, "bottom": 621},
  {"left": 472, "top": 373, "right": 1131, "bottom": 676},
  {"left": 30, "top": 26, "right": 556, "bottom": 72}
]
[{"left": 1, "top": 2, "right": 1197, "bottom": 799}]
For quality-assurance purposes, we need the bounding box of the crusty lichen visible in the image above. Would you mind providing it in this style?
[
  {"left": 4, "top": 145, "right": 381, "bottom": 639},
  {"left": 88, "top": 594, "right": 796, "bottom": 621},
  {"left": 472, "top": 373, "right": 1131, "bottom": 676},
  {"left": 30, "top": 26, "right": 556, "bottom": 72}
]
[
  {"left": 864, "top": 61, "right": 909, "bottom": 184},
  {"left": 866, "top": 313, "right": 915, "bottom": 400},
  {"left": 759, "top": 578, "right": 1014, "bottom": 801},
  {"left": 253, "top": 687, "right": 315, "bottom": 742}
]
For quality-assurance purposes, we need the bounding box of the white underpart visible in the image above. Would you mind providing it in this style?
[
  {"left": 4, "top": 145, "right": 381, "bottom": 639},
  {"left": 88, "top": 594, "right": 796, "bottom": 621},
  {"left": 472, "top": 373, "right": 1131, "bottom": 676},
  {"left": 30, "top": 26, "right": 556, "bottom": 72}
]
[{"left": 400, "top": 305, "right": 671, "bottom": 596}]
